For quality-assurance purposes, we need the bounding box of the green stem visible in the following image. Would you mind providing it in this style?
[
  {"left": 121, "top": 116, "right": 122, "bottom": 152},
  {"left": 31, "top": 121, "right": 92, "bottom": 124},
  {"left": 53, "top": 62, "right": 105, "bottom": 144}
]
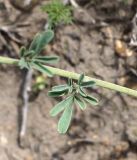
[
  {"left": 0, "top": 56, "right": 137, "bottom": 97},
  {"left": 0, "top": 56, "right": 19, "bottom": 65},
  {"left": 46, "top": 66, "right": 137, "bottom": 97}
]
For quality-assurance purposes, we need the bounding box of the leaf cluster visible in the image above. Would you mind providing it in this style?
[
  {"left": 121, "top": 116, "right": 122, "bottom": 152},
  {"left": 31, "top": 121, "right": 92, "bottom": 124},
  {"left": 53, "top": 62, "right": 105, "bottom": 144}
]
[
  {"left": 49, "top": 74, "right": 98, "bottom": 134},
  {"left": 41, "top": 0, "right": 73, "bottom": 27},
  {"left": 19, "top": 30, "right": 59, "bottom": 77}
]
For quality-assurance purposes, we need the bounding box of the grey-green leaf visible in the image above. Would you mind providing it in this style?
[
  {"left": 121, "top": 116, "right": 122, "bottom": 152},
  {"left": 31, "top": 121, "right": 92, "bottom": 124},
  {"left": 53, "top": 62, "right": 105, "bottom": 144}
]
[
  {"left": 32, "top": 55, "right": 59, "bottom": 64},
  {"left": 29, "top": 33, "right": 41, "bottom": 54},
  {"left": 84, "top": 95, "right": 98, "bottom": 106},
  {"left": 48, "top": 89, "right": 68, "bottom": 97},
  {"left": 75, "top": 96, "right": 86, "bottom": 110},
  {"left": 50, "top": 96, "right": 73, "bottom": 117},
  {"left": 31, "top": 62, "right": 53, "bottom": 77},
  {"left": 78, "top": 74, "right": 84, "bottom": 85},
  {"left": 81, "top": 81, "right": 96, "bottom": 88},
  {"left": 79, "top": 87, "right": 87, "bottom": 97},
  {"left": 31, "top": 30, "right": 54, "bottom": 56},
  {"left": 58, "top": 98, "right": 74, "bottom": 134},
  {"left": 24, "top": 50, "right": 35, "bottom": 57},
  {"left": 52, "top": 84, "right": 69, "bottom": 92}
]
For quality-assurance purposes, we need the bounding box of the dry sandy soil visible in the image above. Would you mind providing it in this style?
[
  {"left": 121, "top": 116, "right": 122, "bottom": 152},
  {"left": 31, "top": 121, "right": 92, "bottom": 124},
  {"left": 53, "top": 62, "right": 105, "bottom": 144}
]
[{"left": 0, "top": 0, "right": 137, "bottom": 160}]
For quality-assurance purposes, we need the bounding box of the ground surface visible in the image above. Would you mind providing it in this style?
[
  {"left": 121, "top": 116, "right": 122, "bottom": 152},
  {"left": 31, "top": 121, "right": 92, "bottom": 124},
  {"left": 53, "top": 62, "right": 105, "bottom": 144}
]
[{"left": 0, "top": 0, "right": 137, "bottom": 160}]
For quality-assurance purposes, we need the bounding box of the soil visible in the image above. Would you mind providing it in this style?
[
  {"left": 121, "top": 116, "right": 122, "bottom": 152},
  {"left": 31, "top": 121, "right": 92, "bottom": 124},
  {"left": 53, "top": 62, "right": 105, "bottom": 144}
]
[{"left": 0, "top": 0, "right": 137, "bottom": 160}]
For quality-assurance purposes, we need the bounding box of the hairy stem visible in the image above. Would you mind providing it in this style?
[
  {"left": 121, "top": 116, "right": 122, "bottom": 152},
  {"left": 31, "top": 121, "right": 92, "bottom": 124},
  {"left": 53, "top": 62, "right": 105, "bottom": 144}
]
[{"left": 0, "top": 56, "right": 137, "bottom": 97}]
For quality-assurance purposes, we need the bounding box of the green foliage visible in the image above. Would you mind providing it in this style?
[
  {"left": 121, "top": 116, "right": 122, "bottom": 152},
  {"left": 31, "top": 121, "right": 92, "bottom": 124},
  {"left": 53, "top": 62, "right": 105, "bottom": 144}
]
[
  {"left": 29, "top": 30, "right": 54, "bottom": 56},
  {"left": 50, "top": 96, "right": 73, "bottom": 117},
  {"left": 18, "top": 29, "right": 99, "bottom": 134},
  {"left": 18, "top": 30, "right": 59, "bottom": 77},
  {"left": 58, "top": 98, "right": 73, "bottom": 133},
  {"left": 49, "top": 74, "right": 99, "bottom": 134},
  {"left": 41, "top": 0, "right": 73, "bottom": 27}
]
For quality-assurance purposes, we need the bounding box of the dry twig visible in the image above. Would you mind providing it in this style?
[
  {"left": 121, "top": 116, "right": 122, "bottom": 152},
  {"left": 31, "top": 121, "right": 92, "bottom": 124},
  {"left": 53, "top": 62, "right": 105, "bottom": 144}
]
[{"left": 19, "top": 69, "right": 33, "bottom": 147}]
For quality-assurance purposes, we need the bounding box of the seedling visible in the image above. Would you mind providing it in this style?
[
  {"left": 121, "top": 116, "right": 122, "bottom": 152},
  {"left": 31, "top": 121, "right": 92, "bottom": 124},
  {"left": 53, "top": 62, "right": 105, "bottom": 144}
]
[
  {"left": 17, "top": 29, "right": 98, "bottom": 133},
  {"left": 0, "top": 30, "right": 137, "bottom": 133},
  {"left": 49, "top": 74, "right": 98, "bottom": 133},
  {"left": 41, "top": 0, "right": 73, "bottom": 28},
  {"left": 0, "top": 2, "right": 137, "bottom": 134}
]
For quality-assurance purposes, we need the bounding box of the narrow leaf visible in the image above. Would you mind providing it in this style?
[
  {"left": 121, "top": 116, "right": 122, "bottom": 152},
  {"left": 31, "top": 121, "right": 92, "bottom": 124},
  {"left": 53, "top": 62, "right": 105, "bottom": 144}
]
[
  {"left": 29, "top": 33, "right": 41, "bottom": 54},
  {"left": 33, "top": 55, "right": 59, "bottom": 64},
  {"left": 81, "top": 81, "right": 96, "bottom": 88},
  {"left": 67, "top": 79, "right": 73, "bottom": 93},
  {"left": 32, "top": 62, "right": 53, "bottom": 77},
  {"left": 35, "top": 30, "right": 54, "bottom": 54},
  {"left": 52, "top": 84, "right": 69, "bottom": 92},
  {"left": 35, "top": 30, "right": 54, "bottom": 55},
  {"left": 50, "top": 96, "right": 73, "bottom": 117},
  {"left": 75, "top": 96, "right": 86, "bottom": 110},
  {"left": 58, "top": 98, "right": 74, "bottom": 133},
  {"left": 29, "top": 30, "right": 54, "bottom": 56},
  {"left": 19, "top": 46, "right": 26, "bottom": 57},
  {"left": 79, "top": 87, "right": 87, "bottom": 97},
  {"left": 78, "top": 74, "right": 84, "bottom": 85},
  {"left": 68, "top": 79, "right": 72, "bottom": 86},
  {"left": 24, "top": 50, "right": 35, "bottom": 57},
  {"left": 84, "top": 95, "right": 98, "bottom": 106},
  {"left": 48, "top": 89, "right": 68, "bottom": 97}
]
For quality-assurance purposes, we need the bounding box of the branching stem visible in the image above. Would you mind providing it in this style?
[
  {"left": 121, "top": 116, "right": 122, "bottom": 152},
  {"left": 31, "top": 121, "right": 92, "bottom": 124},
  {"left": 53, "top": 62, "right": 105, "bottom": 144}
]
[{"left": 0, "top": 56, "right": 137, "bottom": 97}]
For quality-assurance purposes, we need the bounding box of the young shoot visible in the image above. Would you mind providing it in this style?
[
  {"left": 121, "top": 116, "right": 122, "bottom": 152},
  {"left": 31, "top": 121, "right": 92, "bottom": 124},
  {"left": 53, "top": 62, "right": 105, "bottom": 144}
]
[
  {"left": 19, "top": 30, "right": 59, "bottom": 77},
  {"left": 0, "top": 29, "right": 137, "bottom": 134},
  {"left": 49, "top": 74, "right": 98, "bottom": 133}
]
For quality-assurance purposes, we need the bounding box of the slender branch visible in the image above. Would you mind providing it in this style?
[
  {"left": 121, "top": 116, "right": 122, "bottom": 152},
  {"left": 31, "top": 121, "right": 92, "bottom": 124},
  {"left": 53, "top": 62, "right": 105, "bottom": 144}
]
[
  {"left": 45, "top": 66, "right": 137, "bottom": 97},
  {"left": 0, "top": 56, "right": 137, "bottom": 97}
]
